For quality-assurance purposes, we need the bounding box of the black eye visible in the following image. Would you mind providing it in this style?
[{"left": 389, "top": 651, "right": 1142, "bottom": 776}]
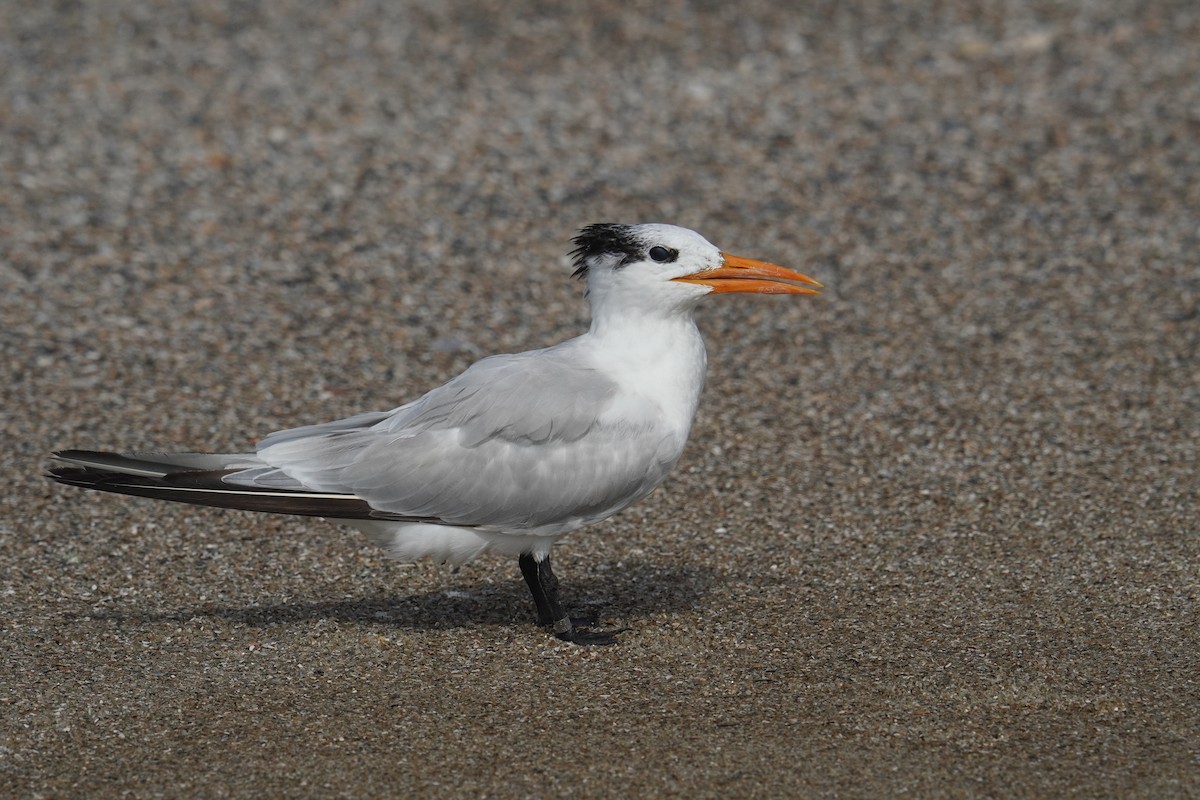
[{"left": 648, "top": 246, "right": 676, "bottom": 263}]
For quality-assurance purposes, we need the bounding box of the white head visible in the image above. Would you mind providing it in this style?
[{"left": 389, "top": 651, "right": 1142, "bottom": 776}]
[{"left": 570, "top": 223, "right": 821, "bottom": 321}]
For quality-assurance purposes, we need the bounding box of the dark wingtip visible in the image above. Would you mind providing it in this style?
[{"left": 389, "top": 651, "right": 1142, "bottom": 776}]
[
  {"left": 45, "top": 466, "right": 105, "bottom": 488},
  {"left": 52, "top": 448, "right": 108, "bottom": 462}
]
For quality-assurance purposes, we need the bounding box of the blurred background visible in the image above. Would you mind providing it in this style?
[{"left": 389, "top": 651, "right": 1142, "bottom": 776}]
[{"left": 3, "top": 2, "right": 1197, "bottom": 797}]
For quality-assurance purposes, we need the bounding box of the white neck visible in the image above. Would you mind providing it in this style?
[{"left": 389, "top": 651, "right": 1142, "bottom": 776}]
[{"left": 582, "top": 306, "right": 709, "bottom": 436}]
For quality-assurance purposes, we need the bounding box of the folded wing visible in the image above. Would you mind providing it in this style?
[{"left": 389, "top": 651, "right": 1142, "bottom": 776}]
[{"left": 242, "top": 347, "right": 683, "bottom": 531}]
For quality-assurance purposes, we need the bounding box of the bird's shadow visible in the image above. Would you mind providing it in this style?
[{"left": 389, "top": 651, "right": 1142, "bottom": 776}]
[{"left": 62, "top": 561, "right": 718, "bottom": 633}]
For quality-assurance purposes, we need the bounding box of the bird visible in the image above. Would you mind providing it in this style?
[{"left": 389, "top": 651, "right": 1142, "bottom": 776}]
[{"left": 49, "top": 223, "right": 821, "bottom": 645}]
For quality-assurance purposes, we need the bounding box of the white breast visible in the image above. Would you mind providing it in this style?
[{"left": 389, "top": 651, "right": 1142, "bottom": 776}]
[{"left": 584, "top": 314, "right": 709, "bottom": 461}]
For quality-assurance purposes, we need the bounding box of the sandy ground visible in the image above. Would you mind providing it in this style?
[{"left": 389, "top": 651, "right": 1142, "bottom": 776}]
[{"left": 2, "top": 1, "right": 1198, "bottom": 797}]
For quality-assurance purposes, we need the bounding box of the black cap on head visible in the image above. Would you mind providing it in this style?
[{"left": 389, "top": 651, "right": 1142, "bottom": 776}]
[{"left": 569, "top": 224, "right": 643, "bottom": 279}]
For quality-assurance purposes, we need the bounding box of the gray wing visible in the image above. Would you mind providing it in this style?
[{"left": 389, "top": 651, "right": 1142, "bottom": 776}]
[{"left": 237, "top": 347, "right": 683, "bottom": 530}]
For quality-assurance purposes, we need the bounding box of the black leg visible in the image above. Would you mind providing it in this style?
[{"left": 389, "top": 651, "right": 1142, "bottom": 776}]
[
  {"left": 519, "top": 552, "right": 556, "bottom": 626},
  {"left": 517, "top": 553, "right": 626, "bottom": 646}
]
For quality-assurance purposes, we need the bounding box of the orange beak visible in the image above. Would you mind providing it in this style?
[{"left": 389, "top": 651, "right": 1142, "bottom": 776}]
[{"left": 671, "top": 253, "right": 823, "bottom": 295}]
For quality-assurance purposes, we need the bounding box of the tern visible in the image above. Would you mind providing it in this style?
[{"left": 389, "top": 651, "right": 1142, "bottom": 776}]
[{"left": 49, "top": 223, "right": 821, "bottom": 644}]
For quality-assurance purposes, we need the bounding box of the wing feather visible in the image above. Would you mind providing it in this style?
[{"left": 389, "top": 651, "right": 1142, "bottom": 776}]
[{"left": 244, "top": 345, "right": 684, "bottom": 531}]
